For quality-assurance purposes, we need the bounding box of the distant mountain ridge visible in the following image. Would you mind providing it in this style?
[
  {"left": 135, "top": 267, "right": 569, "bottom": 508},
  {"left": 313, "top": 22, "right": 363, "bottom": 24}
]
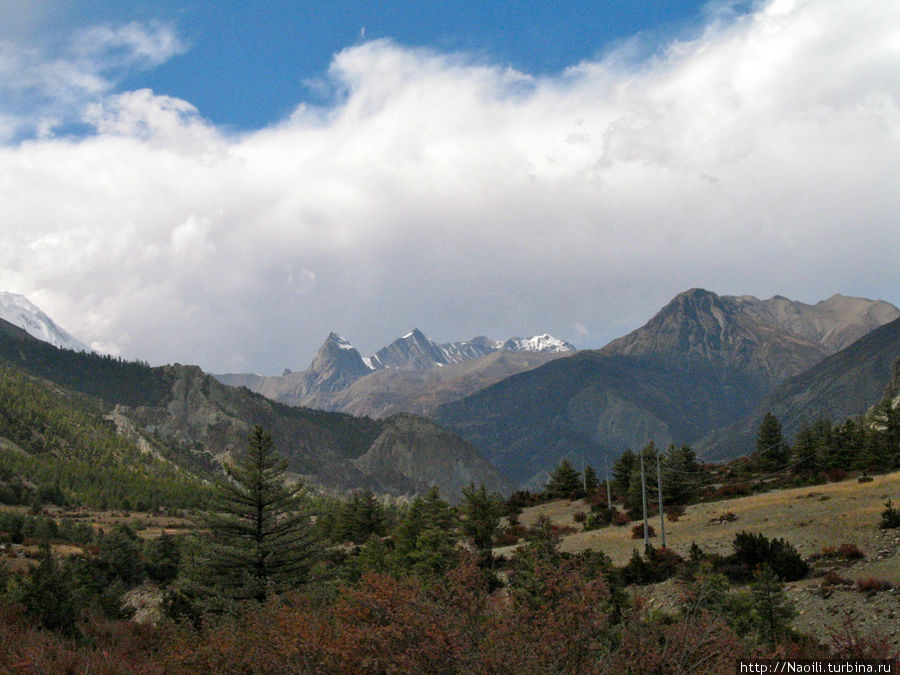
[
  {"left": 0, "top": 292, "right": 88, "bottom": 352},
  {"left": 697, "top": 316, "right": 900, "bottom": 460},
  {"left": 0, "top": 317, "right": 511, "bottom": 498},
  {"left": 434, "top": 289, "right": 899, "bottom": 486},
  {"left": 215, "top": 329, "right": 576, "bottom": 417}
]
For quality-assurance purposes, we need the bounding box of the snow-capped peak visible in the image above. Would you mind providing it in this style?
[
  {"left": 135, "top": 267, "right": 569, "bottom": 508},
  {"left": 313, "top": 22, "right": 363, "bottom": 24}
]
[
  {"left": 0, "top": 292, "right": 89, "bottom": 352},
  {"left": 327, "top": 332, "right": 357, "bottom": 351},
  {"left": 501, "top": 334, "right": 576, "bottom": 354}
]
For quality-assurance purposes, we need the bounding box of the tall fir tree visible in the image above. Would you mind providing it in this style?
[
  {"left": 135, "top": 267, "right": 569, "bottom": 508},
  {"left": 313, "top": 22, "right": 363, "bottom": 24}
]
[
  {"left": 661, "top": 444, "right": 702, "bottom": 505},
  {"left": 196, "top": 426, "right": 319, "bottom": 603},
  {"left": 612, "top": 449, "right": 637, "bottom": 497},
  {"left": 545, "top": 458, "right": 582, "bottom": 499},
  {"left": 755, "top": 412, "right": 789, "bottom": 472},
  {"left": 460, "top": 482, "right": 502, "bottom": 566},
  {"left": 583, "top": 464, "right": 600, "bottom": 494}
]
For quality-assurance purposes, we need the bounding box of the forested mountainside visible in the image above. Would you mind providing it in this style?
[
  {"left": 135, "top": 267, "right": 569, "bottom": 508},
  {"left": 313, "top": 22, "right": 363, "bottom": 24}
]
[{"left": 0, "top": 318, "right": 509, "bottom": 498}]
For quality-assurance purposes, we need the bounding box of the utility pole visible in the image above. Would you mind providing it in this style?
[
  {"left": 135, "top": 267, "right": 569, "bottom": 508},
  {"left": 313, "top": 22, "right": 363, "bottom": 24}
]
[
  {"left": 640, "top": 451, "right": 649, "bottom": 553},
  {"left": 581, "top": 450, "right": 587, "bottom": 493},
  {"left": 657, "top": 453, "right": 667, "bottom": 548},
  {"left": 604, "top": 459, "right": 612, "bottom": 509}
]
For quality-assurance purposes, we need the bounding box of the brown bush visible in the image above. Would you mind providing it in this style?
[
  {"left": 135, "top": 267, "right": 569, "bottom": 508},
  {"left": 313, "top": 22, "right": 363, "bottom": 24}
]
[
  {"left": 666, "top": 504, "right": 685, "bottom": 522},
  {"left": 821, "top": 570, "right": 853, "bottom": 587},
  {"left": 631, "top": 523, "right": 656, "bottom": 539},
  {"left": 611, "top": 511, "right": 630, "bottom": 527},
  {"left": 855, "top": 577, "right": 893, "bottom": 593},
  {"left": 824, "top": 468, "right": 847, "bottom": 482},
  {"left": 820, "top": 543, "right": 864, "bottom": 560}
]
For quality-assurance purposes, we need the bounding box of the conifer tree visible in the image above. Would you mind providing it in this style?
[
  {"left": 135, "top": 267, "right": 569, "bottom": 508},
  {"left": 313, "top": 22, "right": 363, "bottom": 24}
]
[
  {"left": 583, "top": 465, "right": 600, "bottom": 494},
  {"left": 460, "top": 482, "right": 502, "bottom": 565},
  {"left": 755, "top": 412, "right": 789, "bottom": 471},
  {"left": 750, "top": 564, "right": 796, "bottom": 646},
  {"left": 197, "top": 426, "right": 319, "bottom": 603},
  {"left": 661, "top": 444, "right": 702, "bottom": 505},
  {"left": 545, "top": 458, "right": 582, "bottom": 498},
  {"left": 612, "top": 449, "right": 637, "bottom": 496}
]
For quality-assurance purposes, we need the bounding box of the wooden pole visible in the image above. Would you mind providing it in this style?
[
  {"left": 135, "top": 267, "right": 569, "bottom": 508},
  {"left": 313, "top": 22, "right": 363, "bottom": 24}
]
[
  {"left": 657, "top": 453, "right": 667, "bottom": 548},
  {"left": 640, "top": 451, "right": 649, "bottom": 553}
]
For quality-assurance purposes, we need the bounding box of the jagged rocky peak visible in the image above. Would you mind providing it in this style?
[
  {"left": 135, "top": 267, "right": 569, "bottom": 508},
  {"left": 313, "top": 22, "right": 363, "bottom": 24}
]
[
  {"left": 0, "top": 291, "right": 89, "bottom": 352},
  {"left": 601, "top": 288, "right": 756, "bottom": 360},
  {"left": 600, "top": 288, "right": 900, "bottom": 384},
  {"left": 370, "top": 328, "right": 451, "bottom": 370},
  {"left": 302, "top": 332, "right": 373, "bottom": 394}
]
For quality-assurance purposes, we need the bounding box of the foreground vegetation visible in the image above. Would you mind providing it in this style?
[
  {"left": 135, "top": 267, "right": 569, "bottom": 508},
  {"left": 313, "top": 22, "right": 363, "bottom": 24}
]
[{"left": 1, "top": 424, "right": 899, "bottom": 673}]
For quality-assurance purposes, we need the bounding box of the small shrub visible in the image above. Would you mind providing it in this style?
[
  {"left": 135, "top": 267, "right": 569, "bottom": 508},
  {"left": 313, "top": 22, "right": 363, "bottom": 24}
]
[
  {"left": 494, "top": 523, "right": 526, "bottom": 547},
  {"left": 582, "top": 512, "right": 609, "bottom": 532},
  {"left": 879, "top": 500, "right": 900, "bottom": 529},
  {"left": 855, "top": 577, "right": 893, "bottom": 594},
  {"left": 821, "top": 570, "right": 853, "bottom": 587},
  {"left": 726, "top": 531, "right": 808, "bottom": 582},
  {"left": 837, "top": 543, "right": 864, "bottom": 560},
  {"left": 549, "top": 524, "right": 577, "bottom": 537},
  {"left": 611, "top": 511, "right": 630, "bottom": 527},
  {"left": 573, "top": 510, "right": 587, "bottom": 523},
  {"left": 665, "top": 504, "right": 685, "bottom": 522},
  {"left": 631, "top": 523, "right": 655, "bottom": 539},
  {"left": 620, "top": 545, "right": 685, "bottom": 585},
  {"left": 583, "top": 492, "right": 608, "bottom": 508},
  {"left": 821, "top": 543, "right": 864, "bottom": 560},
  {"left": 705, "top": 483, "right": 752, "bottom": 500},
  {"left": 825, "top": 468, "right": 847, "bottom": 482}
]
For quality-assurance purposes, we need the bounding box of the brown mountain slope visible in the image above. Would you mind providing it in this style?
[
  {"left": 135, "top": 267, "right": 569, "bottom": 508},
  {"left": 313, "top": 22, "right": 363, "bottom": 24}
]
[{"left": 435, "top": 289, "right": 898, "bottom": 485}]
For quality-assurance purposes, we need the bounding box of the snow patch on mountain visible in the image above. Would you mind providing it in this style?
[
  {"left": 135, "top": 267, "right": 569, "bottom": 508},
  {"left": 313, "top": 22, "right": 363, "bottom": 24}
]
[
  {"left": 502, "top": 334, "right": 576, "bottom": 354},
  {"left": 0, "top": 292, "right": 89, "bottom": 352}
]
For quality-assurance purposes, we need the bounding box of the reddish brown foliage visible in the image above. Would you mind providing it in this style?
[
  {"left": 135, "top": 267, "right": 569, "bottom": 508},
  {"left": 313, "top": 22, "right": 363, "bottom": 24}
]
[
  {"left": 631, "top": 523, "right": 656, "bottom": 539},
  {"left": 611, "top": 511, "right": 630, "bottom": 526},
  {"left": 855, "top": 577, "right": 893, "bottom": 593},
  {"left": 606, "top": 607, "right": 745, "bottom": 674}
]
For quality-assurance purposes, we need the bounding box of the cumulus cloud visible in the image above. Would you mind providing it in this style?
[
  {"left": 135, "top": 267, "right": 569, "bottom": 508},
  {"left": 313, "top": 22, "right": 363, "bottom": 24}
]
[
  {"left": 1, "top": 0, "right": 899, "bottom": 374},
  {"left": 0, "top": 20, "right": 184, "bottom": 139}
]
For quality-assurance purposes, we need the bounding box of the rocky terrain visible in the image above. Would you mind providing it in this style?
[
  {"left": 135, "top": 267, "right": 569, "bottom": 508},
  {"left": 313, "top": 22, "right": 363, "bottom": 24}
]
[{"left": 435, "top": 290, "right": 899, "bottom": 486}]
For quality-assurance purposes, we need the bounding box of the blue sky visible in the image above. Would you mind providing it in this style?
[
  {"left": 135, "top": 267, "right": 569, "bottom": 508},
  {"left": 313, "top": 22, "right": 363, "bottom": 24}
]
[
  {"left": 1, "top": 0, "right": 899, "bottom": 374},
  {"left": 9, "top": 1, "right": 730, "bottom": 132}
]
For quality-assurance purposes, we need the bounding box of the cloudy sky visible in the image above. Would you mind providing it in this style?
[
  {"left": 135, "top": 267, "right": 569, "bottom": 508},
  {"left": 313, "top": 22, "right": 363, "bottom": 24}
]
[{"left": 1, "top": 0, "right": 898, "bottom": 375}]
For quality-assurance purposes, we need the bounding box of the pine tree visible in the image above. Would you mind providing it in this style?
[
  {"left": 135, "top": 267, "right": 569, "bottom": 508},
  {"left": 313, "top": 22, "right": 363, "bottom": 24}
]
[
  {"left": 460, "top": 482, "right": 502, "bottom": 565},
  {"left": 750, "top": 564, "right": 796, "bottom": 646},
  {"left": 612, "top": 449, "right": 637, "bottom": 496},
  {"left": 755, "top": 412, "right": 789, "bottom": 471},
  {"left": 545, "top": 458, "right": 582, "bottom": 499},
  {"left": 661, "top": 444, "right": 702, "bottom": 505},
  {"left": 197, "top": 426, "right": 319, "bottom": 603},
  {"left": 583, "top": 465, "right": 600, "bottom": 494}
]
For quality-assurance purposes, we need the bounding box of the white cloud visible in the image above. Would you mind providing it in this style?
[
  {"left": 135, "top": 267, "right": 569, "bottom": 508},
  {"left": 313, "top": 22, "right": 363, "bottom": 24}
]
[
  {"left": 1, "top": 0, "right": 899, "bottom": 374},
  {"left": 0, "top": 21, "right": 184, "bottom": 139}
]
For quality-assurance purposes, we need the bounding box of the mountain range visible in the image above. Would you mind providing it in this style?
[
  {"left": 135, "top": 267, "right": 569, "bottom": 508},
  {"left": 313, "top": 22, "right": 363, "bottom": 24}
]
[
  {"left": 2, "top": 288, "right": 898, "bottom": 495},
  {"left": 433, "top": 289, "right": 899, "bottom": 486},
  {"left": 215, "top": 329, "right": 576, "bottom": 417}
]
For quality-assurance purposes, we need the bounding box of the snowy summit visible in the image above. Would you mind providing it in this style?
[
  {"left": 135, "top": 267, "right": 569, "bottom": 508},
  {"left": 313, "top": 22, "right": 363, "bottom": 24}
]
[{"left": 0, "top": 292, "right": 89, "bottom": 352}]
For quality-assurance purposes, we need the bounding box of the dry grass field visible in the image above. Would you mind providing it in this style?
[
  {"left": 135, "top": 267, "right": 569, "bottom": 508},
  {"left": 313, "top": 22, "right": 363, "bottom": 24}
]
[{"left": 499, "top": 471, "right": 900, "bottom": 648}]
